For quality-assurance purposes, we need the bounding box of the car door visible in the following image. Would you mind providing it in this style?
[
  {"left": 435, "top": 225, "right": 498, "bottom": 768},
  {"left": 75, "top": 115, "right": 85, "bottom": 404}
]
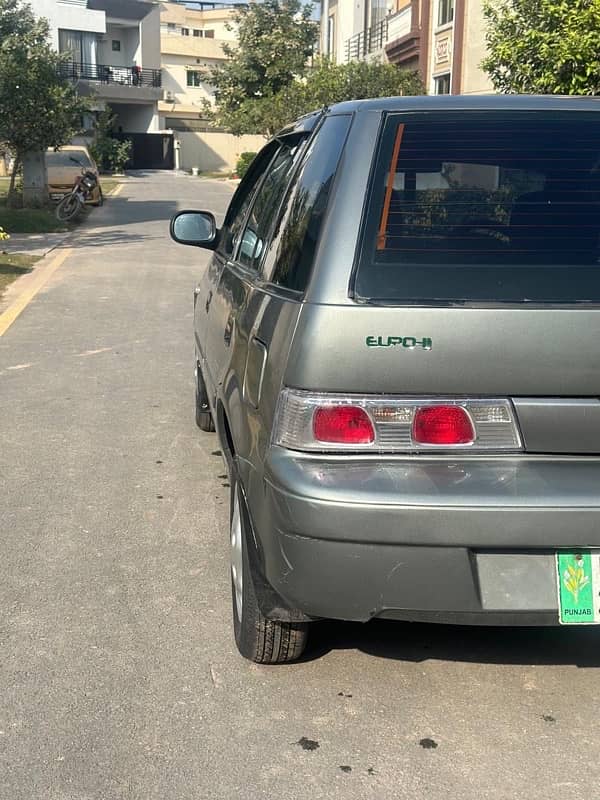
[
  {"left": 210, "top": 137, "right": 308, "bottom": 463},
  {"left": 194, "top": 141, "right": 279, "bottom": 394}
]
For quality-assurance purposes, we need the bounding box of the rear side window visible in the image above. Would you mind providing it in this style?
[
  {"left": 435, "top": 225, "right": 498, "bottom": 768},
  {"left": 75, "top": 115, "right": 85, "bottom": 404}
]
[
  {"left": 219, "top": 142, "right": 279, "bottom": 258},
  {"left": 264, "top": 114, "right": 352, "bottom": 293},
  {"left": 355, "top": 112, "right": 600, "bottom": 304},
  {"left": 47, "top": 150, "right": 92, "bottom": 167},
  {"left": 237, "top": 141, "right": 303, "bottom": 270}
]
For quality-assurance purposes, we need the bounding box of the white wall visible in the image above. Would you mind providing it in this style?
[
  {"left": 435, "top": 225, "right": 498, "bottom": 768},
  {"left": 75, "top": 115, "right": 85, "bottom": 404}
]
[
  {"left": 29, "top": 0, "right": 105, "bottom": 49},
  {"left": 177, "top": 132, "right": 267, "bottom": 172},
  {"left": 322, "top": 0, "right": 367, "bottom": 64},
  {"left": 461, "top": 0, "right": 494, "bottom": 95},
  {"left": 162, "top": 53, "right": 218, "bottom": 105},
  {"left": 97, "top": 25, "right": 140, "bottom": 66},
  {"left": 139, "top": 3, "right": 161, "bottom": 68},
  {"left": 112, "top": 103, "right": 159, "bottom": 133}
]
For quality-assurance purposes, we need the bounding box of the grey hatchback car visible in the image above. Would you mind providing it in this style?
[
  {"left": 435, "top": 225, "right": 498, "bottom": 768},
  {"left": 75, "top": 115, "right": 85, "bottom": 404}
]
[{"left": 171, "top": 95, "right": 600, "bottom": 663}]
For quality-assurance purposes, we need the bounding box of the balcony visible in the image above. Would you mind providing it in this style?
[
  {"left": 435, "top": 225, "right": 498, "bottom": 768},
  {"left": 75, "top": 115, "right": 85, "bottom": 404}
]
[
  {"left": 59, "top": 60, "right": 163, "bottom": 102},
  {"left": 345, "top": 17, "right": 389, "bottom": 62},
  {"left": 60, "top": 61, "right": 161, "bottom": 87},
  {"left": 388, "top": 5, "right": 412, "bottom": 42},
  {"left": 344, "top": 4, "right": 417, "bottom": 65}
]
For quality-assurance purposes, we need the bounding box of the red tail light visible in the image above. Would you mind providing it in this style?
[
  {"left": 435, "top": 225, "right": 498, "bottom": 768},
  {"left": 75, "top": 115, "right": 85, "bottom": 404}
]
[
  {"left": 412, "top": 406, "right": 475, "bottom": 445},
  {"left": 313, "top": 406, "right": 375, "bottom": 444}
]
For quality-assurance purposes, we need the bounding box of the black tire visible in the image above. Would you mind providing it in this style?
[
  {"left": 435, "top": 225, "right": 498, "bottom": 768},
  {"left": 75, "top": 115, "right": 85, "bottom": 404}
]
[
  {"left": 231, "top": 478, "right": 309, "bottom": 664},
  {"left": 195, "top": 362, "right": 215, "bottom": 432},
  {"left": 92, "top": 188, "right": 104, "bottom": 207},
  {"left": 55, "top": 193, "right": 82, "bottom": 222}
]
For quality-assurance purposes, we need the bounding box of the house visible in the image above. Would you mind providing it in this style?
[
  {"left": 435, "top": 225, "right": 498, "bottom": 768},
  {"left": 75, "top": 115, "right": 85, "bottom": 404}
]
[
  {"left": 30, "top": 0, "right": 163, "bottom": 134},
  {"left": 158, "top": 1, "right": 265, "bottom": 173},
  {"left": 322, "top": 0, "right": 493, "bottom": 95},
  {"left": 158, "top": 0, "right": 238, "bottom": 132}
]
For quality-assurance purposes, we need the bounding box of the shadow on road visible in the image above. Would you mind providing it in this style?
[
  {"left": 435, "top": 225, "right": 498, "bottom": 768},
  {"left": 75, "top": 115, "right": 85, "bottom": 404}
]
[
  {"left": 75, "top": 228, "right": 164, "bottom": 248},
  {"left": 91, "top": 196, "right": 179, "bottom": 228},
  {"left": 305, "top": 618, "right": 600, "bottom": 668}
]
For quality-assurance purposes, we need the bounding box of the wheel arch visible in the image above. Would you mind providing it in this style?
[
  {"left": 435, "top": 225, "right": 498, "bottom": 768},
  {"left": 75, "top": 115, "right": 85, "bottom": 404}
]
[{"left": 218, "top": 400, "right": 312, "bottom": 624}]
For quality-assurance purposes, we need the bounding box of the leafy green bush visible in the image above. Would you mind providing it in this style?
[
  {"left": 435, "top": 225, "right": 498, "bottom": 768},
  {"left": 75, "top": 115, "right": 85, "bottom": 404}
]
[
  {"left": 90, "top": 137, "right": 132, "bottom": 174},
  {"left": 90, "top": 108, "right": 132, "bottom": 173},
  {"left": 236, "top": 152, "right": 256, "bottom": 179}
]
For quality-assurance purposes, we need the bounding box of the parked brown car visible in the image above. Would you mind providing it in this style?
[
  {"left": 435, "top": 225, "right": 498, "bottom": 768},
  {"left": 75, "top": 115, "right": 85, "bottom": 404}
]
[{"left": 46, "top": 146, "right": 103, "bottom": 206}]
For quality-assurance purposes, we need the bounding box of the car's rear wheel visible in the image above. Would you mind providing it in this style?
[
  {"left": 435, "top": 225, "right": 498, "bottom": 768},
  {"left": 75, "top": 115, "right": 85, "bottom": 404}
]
[
  {"left": 195, "top": 362, "right": 215, "bottom": 432},
  {"left": 92, "top": 188, "right": 104, "bottom": 207},
  {"left": 230, "top": 477, "right": 309, "bottom": 664}
]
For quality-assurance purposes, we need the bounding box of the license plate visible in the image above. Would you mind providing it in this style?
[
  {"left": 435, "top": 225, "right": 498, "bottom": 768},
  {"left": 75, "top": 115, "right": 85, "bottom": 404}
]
[
  {"left": 50, "top": 193, "right": 65, "bottom": 200},
  {"left": 556, "top": 550, "right": 600, "bottom": 624}
]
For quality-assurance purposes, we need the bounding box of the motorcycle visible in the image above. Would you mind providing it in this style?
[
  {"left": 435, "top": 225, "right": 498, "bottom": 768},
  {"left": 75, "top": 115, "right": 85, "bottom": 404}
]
[{"left": 55, "top": 158, "right": 100, "bottom": 222}]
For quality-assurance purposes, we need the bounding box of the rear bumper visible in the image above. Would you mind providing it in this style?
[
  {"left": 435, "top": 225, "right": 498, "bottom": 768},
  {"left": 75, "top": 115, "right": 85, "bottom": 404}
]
[{"left": 248, "top": 449, "right": 600, "bottom": 624}]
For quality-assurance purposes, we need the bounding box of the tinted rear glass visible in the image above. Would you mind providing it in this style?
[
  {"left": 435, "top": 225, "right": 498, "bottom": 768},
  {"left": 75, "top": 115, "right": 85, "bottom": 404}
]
[
  {"left": 355, "top": 112, "right": 600, "bottom": 304},
  {"left": 47, "top": 151, "right": 92, "bottom": 167}
]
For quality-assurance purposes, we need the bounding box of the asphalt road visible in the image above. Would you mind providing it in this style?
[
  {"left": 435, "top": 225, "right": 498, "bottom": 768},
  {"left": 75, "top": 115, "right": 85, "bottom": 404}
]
[{"left": 1, "top": 172, "right": 600, "bottom": 800}]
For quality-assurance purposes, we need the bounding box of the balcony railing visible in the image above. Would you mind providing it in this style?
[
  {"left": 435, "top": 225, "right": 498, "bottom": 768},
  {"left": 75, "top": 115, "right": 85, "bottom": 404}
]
[
  {"left": 345, "top": 17, "right": 389, "bottom": 61},
  {"left": 59, "top": 61, "right": 162, "bottom": 88}
]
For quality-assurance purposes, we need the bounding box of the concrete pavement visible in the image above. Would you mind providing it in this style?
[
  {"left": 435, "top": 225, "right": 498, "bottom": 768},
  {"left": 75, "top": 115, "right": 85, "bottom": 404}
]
[{"left": 1, "top": 171, "right": 600, "bottom": 800}]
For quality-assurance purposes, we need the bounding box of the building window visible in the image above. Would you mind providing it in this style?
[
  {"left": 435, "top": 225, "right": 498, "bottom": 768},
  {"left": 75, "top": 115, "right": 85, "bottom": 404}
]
[
  {"left": 434, "top": 73, "right": 451, "bottom": 94},
  {"left": 112, "top": 40, "right": 121, "bottom": 51},
  {"left": 187, "top": 70, "right": 203, "bottom": 87},
  {"left": 193, "top": 29, "right": 202, "bottom": 37},
  {"left": 58, "top": 29, "right": 97, "bottom": 67},
  {"left": 167, "top": 22, "right": 176, "bottom": 31},
  {"left": 181, "top": 27, "right": 190, "bottom": 36},
  {"left": 327, "top": 15, "right": 335, "bottom": 57},
  {"left": 204, "top": 29, "right": 215, "bottom": 38},
  {"left": 437, "top": 0, "right": 454, "bottom": 26}
]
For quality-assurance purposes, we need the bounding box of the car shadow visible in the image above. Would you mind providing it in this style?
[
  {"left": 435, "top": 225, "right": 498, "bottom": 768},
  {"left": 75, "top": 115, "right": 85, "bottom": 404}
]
[{"left": 303, "top": 618, "right": 600, "bottom": 668}]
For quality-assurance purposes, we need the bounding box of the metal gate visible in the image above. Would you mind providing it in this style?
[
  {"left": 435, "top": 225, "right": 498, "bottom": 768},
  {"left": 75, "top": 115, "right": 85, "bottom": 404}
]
[{"left": 114, "top": 132, "right": 174, "bottom": 170}]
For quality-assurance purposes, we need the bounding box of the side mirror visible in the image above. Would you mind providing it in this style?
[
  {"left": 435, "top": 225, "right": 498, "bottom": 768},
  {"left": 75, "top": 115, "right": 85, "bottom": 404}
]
[{"left": 170, "top": 210, "right": 217, "bottom": 249}]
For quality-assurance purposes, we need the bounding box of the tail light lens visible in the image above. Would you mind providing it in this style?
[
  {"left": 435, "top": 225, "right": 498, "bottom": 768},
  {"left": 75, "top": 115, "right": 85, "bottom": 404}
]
[
  {"left": 412, "top": 406, "right": 475, "bottom": 445},
  {"left": 273, "top": 390, "right": 522, "bottom": 453},
  {"left": 313, "top": 406, "right": 375, "bottom": 444}
]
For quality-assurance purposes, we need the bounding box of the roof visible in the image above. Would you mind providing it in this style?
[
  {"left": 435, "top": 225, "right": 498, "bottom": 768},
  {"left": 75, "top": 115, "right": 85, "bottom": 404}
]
[
  {"left": 327, "top": 94, "right": 600, "bottom": 115},
  {"left": 88, "top": 0, "right": 154, "bottom": 21}
]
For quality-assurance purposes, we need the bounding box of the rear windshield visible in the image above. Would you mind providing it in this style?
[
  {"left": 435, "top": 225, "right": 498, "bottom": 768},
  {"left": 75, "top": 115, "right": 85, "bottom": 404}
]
[
  {"left": 47, "top": 150, "right": 92, "bottom": 167},
  {"left": 355, "top": 111, "right": 600, "bottom": 304}
]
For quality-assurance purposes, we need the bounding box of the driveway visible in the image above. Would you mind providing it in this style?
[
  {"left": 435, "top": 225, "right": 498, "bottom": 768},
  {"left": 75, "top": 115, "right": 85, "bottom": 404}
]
[{"left": 1, "top": 171, "right": 599, "bottom": 800}]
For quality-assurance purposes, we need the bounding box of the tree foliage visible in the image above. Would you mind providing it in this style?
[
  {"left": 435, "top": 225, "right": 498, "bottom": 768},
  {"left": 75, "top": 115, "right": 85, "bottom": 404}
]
[
  {"left": 213, "top": 58, "right": 425, "bottom": 136},
  {"left": 209, "top": 0, "right": 318, "bottom": 131},
  {"left": 0, "top": 0, "right": 88, "bottom": 204},
  {"left": 482, "top": 0, "right": 600, "bottom": 94}
]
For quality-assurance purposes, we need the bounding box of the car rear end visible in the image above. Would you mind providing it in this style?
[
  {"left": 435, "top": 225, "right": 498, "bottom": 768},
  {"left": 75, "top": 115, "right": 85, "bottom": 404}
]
[
  {"left": 257, "top": 98, "right": 600, "bottom": 628},
  {"left": 46, "top": 147, "right": 101, "bottom": 204}
]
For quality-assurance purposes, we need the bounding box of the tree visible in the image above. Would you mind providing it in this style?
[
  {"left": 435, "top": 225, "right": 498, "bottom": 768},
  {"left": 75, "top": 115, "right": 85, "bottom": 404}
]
[
  {"left": 0, "top": 0, "right": 88, "bottom": 205},
  {"left": 482, "top": 0, "right": 600, "bottom": 95},
  {"left": 208, "top": 0, "right": 319, "bottom": 133},
  {"left": 218, "top": 58, "right": 425, "bottom": 137}
]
